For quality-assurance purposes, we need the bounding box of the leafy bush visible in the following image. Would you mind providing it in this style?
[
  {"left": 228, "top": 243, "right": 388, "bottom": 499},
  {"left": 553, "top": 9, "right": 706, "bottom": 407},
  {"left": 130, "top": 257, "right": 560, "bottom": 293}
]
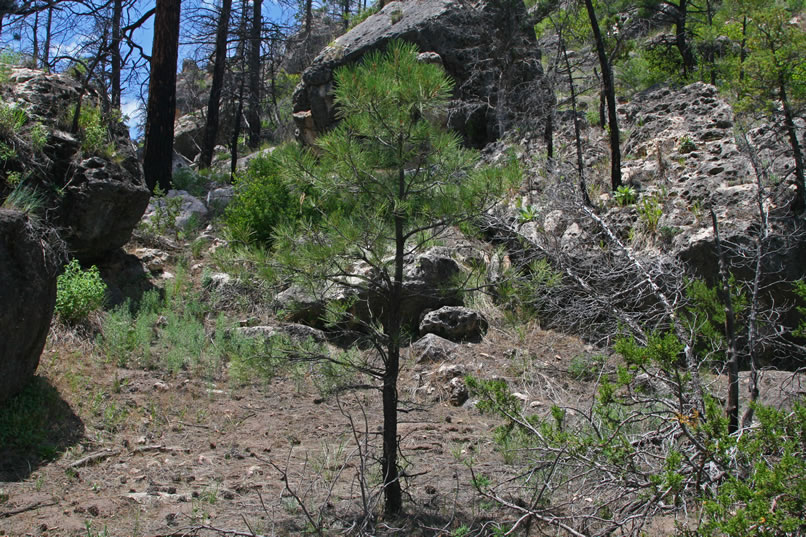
[
  {"left": 225, "top": 144, "right": 322, "bottom": 246},
  {"left": 0, "top": 103, "right": 27, "bottom": 136},
  {"left": 77, "top": 105, "right": 112, "bottom": 155},
  {"left": 700, "top": 403, "right": 806, "bottom": 537},
  {"left": 172, "top": 166, "right": 223, "bottom": 198},
  {"left": 55, "top": 259, "right": 107, "bottom": 323}
]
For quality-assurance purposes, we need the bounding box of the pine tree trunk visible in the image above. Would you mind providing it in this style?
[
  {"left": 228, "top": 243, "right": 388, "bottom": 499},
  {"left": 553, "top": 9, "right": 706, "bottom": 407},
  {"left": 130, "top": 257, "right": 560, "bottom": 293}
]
[
  {"left": 200, "top": 0, "right": 233, "bottom": 169},
  {"left": 381, "top": 166, "right": 406, "bottom": 517},
  {"left": 143, "top": 0, "right": 181, "bottom": 192},
  {"left": 42, "top": 5, "right": 52, "bottom": 70},
  {"left": 675, "top": 0, "right": 696, "bottom": 77},
  {"left": 304, "top": 0, "right": 312, "bottom": 34}
]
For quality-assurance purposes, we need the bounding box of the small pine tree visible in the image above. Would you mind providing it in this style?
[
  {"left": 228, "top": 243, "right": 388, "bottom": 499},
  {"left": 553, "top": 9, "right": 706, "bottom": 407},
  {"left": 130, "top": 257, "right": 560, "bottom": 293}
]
[{"left": 274, "top": 40, "right": 518, "bottom": 514}]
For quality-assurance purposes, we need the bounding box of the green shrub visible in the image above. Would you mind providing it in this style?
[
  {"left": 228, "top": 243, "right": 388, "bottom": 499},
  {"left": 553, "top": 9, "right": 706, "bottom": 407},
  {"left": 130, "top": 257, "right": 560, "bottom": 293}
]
[
  {"left": 55, "top": 259, "right": 107, "bottom": 323},
  {"left": 0, "top": 103, "right": 27, "bottom": 136},
  {"left": 225, "top": 144, "right": 321, "bottom": 246},
  {"left": 614, "top": 184, "right": 637, "bottom": 206},
  {"left": 77, "top": 105, "right": 113, "bottom": 155},
  {"left": 637, "top": 195, "right": 663, "bottom": 234},
  {"left": 172, "top": 166, "right": 221, "bottom": 198},
  {"left": 568, "top": 353, "right": 607, "bottom": 381},
  {"left": 700, "top": 403, "right": 806, "bottom": 537}
]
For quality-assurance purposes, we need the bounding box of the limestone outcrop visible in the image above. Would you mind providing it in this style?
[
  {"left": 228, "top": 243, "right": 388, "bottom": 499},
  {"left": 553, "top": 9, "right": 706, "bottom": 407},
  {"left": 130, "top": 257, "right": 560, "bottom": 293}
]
[{"left": 292, "top": 0, "right": 553, "bottom": 148}]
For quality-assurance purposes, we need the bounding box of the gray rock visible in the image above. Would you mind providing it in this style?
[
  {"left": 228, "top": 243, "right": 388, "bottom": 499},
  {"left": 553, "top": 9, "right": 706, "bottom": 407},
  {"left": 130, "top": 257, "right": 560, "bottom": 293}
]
[
  {"left": 276, "top": 247, "right": 464, "bottom": 330},
  {"left": 5, "top": 68, "right": 150, "bottom": 262},
  {"left": 446, "top": 377, "right": 468, "bottom": 406},
  {"left": 235, "top": 324, "right": 327, "bottom": 345},
  {"left": 0, "top": 210, "right": 61, "bottom": 403},
  {"left": 410, "top": 333, "right": 458, "bottom": 363},
  {"left": 59, "top": 154, "right": 150, "bottom": 260},
  {"left": 292, "top": 0, "right": 553, "bottom": 148},
  {"left": 420, "top": 306, "right": 488, "bottom": 341},
  {"left": 206, "top": 187, "right": 234, "bottom": 214},
  {"left": 143, "top": 190, "right": 208, "bottom": 231}
]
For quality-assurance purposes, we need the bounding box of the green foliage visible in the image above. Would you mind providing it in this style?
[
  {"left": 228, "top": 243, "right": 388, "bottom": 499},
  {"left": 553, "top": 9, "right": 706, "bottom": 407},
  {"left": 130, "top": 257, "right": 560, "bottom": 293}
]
[
  {"left": 568, "top": 353, "right": 607, "bottom": 380},
  {"left": 55, "top": 259, "right": 106, "bottom": 324},
  {"left": 274, "top": 39, "right": 516, "bottom": 300},
  {"left": 1, "top": 184, "right": 45, "bottom": 216},
  {"left": 700, "top": 403, "right": 806, "bottom": 537},
  {"left": 614, "top": 184, "right": 637, "bottom": 206},
  {"left": 617, "top": 48, "right": 674, "bottom": 95},
  {"left": 678, "top": 135, "right": 697, "bottom": 153},
  {"left": 77, "top": 105, "right": 113, "bottom": 155},
  {"left": 347, "top": 4, "right": 379, "bottom": 29},
  {"left": 172, "top": 166, "right": 218, "bottom": 198},
  {"left": 29, "top": 122, "right": 48, "bottom": 152},
  {"left": 140, "top": 186, "right": 183, "bottom": 238},
  {"left": 225, "top": 144, "right": 321, "bottom": 246},
  {"left": 637, "top": 194, "right": 663, "bottom": 234},
  {"left": 0, "top": 102, "right": 27, "bottom": 136},
  {"left": 795, "top": 280, "right": 806, "bottom": 338},
  {"left": 496, "top": 258, "right": 562, "bottom": 323}
]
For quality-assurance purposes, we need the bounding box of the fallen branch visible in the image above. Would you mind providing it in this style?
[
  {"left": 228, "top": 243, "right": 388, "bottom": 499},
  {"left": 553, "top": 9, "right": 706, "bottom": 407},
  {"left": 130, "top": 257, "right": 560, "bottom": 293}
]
[
  {"left": 132, "top": 444, "right": 191, "bottom": 455},
  {"left": 0, "top": 500, "right": 59, "bottom": 518},
  {"left": 68, "top": 449, "right": 121, "bottom": 469},
  {"left": 147, "top": 525, "right": 267, "bottom": 537}
]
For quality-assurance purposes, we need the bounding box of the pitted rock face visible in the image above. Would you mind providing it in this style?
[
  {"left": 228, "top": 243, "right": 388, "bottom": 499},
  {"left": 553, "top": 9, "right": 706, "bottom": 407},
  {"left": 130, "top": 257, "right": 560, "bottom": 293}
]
[
  {"left": 292, "top": 0, "right": 554, "bottom": 148},
  {"left": 3, "top": 68, "right": 150, "bottom": 262},
  {"left": 0, "top": 210, "right": 60, "bottom": 403}
]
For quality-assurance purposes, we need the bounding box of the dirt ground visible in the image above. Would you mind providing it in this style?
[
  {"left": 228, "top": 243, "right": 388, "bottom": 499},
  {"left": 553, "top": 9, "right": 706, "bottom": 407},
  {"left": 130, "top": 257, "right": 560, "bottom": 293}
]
[{"left": 0, "top": 288, "right": 594, "bottom": 537}]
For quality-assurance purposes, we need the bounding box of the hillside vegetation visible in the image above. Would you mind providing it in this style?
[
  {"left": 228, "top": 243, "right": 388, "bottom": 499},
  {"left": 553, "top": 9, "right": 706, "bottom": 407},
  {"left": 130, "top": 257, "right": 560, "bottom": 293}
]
[{"left": 0, "top": 0, "right": 805, "bottom": 536}]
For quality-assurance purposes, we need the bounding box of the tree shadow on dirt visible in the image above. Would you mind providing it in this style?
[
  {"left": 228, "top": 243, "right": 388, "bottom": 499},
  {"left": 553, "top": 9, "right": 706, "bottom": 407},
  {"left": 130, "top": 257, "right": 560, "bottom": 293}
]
[
  {"left": 0, "top": 376, "right": 84, "bottom": 482},
  {"left": 97, "top": 249, "right": 162, "bottom": 309}
]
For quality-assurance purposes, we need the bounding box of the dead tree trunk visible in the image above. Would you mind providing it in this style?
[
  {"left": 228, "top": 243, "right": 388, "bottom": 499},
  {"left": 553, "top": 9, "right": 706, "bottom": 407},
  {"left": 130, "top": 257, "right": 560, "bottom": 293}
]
[
  {"left": 247, "top": 0, "right": 262, "bottom": 149},
  {"left": 143, "top": 0, "right": 181, "bottom": 192},
  {"left": 199, "top": 0, "right": 233, "bottom": 169},
  {"left": 583, "top": 0, "right": 622, "bottom": 190}
]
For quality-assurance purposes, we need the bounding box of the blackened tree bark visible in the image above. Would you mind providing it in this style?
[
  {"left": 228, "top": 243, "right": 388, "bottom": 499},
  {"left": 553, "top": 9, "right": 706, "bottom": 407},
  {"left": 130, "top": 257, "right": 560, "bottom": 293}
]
[
  {"left": 780, "top": 80, "right": 806, "bottom": 214},
  {"left": 143, "top": 0, "right": 181, "bottom": 192},
  {"left": 41, "top": 2, "right": 51, "bottom": 69},
  {"left": 199, "top": 0, "right": 233, "bottom": 169},
  {"left": 584, "top": 0, "right": 622, "bottom": 190},
  {"left": 304, "top": 0, "right": 312, "bottom": 34},
  {"left": 111, "top": 0, "right": 122, "bottom": 108},
  {"left": 247, "top": 0, "right": 262, "bottom": 149},
  {"left": 673, "top": 0, "right": 696, "bottom": 77}
]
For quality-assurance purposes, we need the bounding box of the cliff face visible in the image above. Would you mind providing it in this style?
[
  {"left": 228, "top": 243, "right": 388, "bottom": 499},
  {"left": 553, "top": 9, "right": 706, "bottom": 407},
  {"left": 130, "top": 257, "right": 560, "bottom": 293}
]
[
  {"left": 0, "top": 67, "right": 151, "bottom": 398},
  {"left": 292, "top": 0, "right": 554, "bottom": 148},
  {"left": 2, "top": 68, "right": 150, "bottom": 262}
]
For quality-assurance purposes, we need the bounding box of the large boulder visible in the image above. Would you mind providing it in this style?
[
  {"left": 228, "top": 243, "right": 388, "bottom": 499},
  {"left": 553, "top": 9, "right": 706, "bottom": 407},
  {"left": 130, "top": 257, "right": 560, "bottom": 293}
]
[
  {"left": 419, "top": 306, "right": 488, "bottom": 342},
  {"left": 3, "top": 68, "right": 150, "bottom": 262},
  {"left": 0, "top": 210, "right": 61, "bottom": 403},
  {"left": 276, "top": 247, "right": 464, "bottom": 329},
  {"left": 292, "top": 0, "right": 553, "bottom": 148}
]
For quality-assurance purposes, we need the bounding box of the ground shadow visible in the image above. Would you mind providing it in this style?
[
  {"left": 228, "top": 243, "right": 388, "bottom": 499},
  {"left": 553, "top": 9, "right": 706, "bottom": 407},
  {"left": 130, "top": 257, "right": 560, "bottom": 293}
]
[
  {"left": 0, "top": 376, "right": 84, "bottom": 482},
  {"left": 97, "top": 248, "right": 161, "bottom": 309}
]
